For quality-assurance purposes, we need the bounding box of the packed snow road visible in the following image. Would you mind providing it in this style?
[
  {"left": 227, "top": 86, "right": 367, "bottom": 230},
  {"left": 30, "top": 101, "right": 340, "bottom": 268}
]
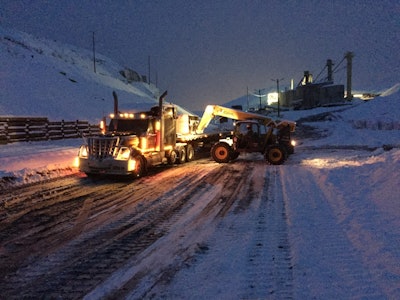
[
  {"left": 1, "top": 146, "right": 399, "bottom": 299},
  {"left": 1, "top": 155, "right": 291, "bottom": 299}
]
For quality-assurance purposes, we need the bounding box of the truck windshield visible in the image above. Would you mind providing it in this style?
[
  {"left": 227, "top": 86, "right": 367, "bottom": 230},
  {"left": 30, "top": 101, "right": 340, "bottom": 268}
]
[{"left": 108, "top": 119, "right": 150, "bottom": 135}]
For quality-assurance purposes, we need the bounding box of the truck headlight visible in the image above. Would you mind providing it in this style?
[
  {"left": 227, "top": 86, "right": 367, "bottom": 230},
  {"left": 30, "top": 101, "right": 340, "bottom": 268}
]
[
  {"left": 117, "top": 147, "right": 131, "bottom": 160},
  {"left": 128, "top": 158, "right": 136, "bottom": 171},
  {"left": 78, "top": 145, "right": 88, "bottom": 158}
]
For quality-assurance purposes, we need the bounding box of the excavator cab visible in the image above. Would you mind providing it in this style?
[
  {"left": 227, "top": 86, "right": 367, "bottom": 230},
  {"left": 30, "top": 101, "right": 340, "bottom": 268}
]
[{"left": 233, "top": 121, "right": 264, "bottom": 151}]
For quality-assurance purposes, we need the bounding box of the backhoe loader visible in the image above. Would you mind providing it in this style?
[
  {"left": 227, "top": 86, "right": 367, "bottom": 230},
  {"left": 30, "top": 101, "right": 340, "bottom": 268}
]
[{"left": 196, "top": 105, "right": 296, "bottom": 165}]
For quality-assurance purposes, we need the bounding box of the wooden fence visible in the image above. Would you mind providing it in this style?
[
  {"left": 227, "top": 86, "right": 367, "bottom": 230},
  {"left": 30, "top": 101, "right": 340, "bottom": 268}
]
[{"left": 0, "top": 117, "right": 100, "bottom": 144}]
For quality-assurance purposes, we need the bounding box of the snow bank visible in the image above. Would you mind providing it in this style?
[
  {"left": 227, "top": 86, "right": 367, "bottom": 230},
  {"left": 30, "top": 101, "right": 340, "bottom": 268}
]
[{"left": 0, "top": 139, "right": 81, "bottom": 187}]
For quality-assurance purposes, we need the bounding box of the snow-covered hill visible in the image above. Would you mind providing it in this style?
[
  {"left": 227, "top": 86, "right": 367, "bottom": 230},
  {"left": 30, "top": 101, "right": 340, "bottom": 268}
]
[{"left": 0, "top": 26, "right": 195, "bottom": 123}]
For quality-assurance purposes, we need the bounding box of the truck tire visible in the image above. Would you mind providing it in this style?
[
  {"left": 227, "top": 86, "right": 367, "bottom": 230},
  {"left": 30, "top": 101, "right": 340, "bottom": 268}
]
[
  {"left": 168, "top": 150, "right": 177, "bottom": 164},
  {"left": 177, "top": 147, "right": 186, "bottom": 164},
  {"left": 186, "top": 144, "right": 195, "bottom": 162},
  {"left": 211, "top": 142, "right": 231, "bottom": 163},
  {"left": 265, "top": 145, "right": 287, "bottom": 165},
  {"left": 134, "top": 155, "right": 147, "bottom": 177}
]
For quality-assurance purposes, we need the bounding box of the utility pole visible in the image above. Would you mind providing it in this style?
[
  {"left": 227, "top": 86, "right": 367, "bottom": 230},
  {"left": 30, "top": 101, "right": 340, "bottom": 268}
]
[
  {"left": 92, "top": 31, "right": 96, "bottom": 73},
  {"left": 345, "top": 51, "right": 354, "bottom": 101},
  {"left": 252, "top": 89, "right": 266, "bottom": 111},
  {"left": 246, "top": 86, "right": 249, "bottom": 111},
  {"left": 326, "top": 59, "right": 334, "bottom": 82},
  {"left": 148, "top": 55, "right": 151, "bottom": 85},
  {"left": 272, "top": 78, "right": 284, "bottom": 117}
]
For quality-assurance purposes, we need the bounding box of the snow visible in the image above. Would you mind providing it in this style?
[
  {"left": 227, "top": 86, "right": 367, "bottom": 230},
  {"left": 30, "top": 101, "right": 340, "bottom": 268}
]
[
  {"left": 1, "top": 26, "right": 400, "bottom": 298},
  {"left": 0, "top": 138, "right": 81, "bottom": 186}
]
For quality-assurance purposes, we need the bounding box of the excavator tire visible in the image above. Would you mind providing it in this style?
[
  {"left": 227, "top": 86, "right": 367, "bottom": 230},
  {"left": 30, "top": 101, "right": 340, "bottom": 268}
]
[
  {"left": 230, "top": 151, "right": 240, "bottom": 161},
  {"left": 211, "top": 142, "right": 231, "bottom": 163},
  {"left": 265, "top": 144, "right": 287, "bottom": 165}
]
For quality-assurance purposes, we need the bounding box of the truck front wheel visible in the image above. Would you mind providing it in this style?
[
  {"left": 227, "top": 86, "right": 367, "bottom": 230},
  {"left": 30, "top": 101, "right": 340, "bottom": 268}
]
[
  {"left": 211, "top": 142, "right": 231, "bottom": 163},
  {"left": 133, "top": 155, "right": 147, "bottom": 177}
]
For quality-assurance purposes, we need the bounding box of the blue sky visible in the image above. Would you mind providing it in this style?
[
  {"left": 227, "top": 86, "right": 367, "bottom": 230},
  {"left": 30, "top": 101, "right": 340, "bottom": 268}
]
[{"left": 1, "top": 0, "right": 399, "bottom": 111}]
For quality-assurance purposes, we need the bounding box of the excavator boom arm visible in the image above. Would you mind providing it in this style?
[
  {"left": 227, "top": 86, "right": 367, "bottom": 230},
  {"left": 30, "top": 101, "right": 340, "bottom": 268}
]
[{"left": 196, "top": 105, "right": 276, "bottom": 133}]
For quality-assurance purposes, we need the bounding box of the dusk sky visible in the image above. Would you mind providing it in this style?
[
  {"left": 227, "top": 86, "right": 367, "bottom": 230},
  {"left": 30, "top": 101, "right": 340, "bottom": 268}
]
[{"left": 1, "top": 0, "right": 399, "bottom": 111}]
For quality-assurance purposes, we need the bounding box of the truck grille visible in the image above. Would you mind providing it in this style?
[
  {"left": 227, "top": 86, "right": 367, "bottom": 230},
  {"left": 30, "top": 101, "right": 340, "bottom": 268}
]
[{"left": 88, "top": 137, "right": 119, "bottom": 159}]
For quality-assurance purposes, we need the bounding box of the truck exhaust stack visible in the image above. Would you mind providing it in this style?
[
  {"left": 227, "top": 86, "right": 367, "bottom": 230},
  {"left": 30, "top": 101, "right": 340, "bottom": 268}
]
[{"left": 112, "top": 91, "right": 118, "bottom": 116}]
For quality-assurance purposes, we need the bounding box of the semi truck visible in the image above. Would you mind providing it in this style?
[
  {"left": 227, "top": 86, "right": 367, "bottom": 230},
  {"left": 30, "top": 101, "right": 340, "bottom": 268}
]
[{"left": 77, "top": 91, "right": 219, "bottom": 177}]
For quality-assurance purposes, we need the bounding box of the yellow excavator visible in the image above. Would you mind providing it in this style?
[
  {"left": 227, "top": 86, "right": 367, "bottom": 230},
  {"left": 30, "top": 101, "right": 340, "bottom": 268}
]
[{"left": 196, "top": 105, "right": 296, "bottom": 165}]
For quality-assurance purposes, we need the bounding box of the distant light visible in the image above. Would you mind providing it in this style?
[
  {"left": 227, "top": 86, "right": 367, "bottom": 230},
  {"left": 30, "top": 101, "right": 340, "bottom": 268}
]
[{"left": 268, "top": 92, "right": 278, "bottom": 105}]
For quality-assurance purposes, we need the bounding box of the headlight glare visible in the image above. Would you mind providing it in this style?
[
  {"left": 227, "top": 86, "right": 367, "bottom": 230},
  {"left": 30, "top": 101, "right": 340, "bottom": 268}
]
[
  {"left": 79, "top": 145, "right": 88, "bottom": 158},
  {"left": 117, "top": 147, "right": 131, "bottom": 160}
]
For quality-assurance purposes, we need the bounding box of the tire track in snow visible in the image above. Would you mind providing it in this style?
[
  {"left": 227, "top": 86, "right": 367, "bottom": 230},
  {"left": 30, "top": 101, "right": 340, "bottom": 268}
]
[
  {"left": 1, "top": 159, "right": 233, "bottom": 299},
  {"left": 315, "top": 169, "right": 400, "bottom": 298},
  {"left": 149, "top": 161, "right": 294, "bottom": 299},
  {"left": 86, "top": 163, "right": 245, "bottom": 299},
  {"left": 281, "top": 166, "right": 386, "bottom": 299},
  {"left": 240, "top": 166, "right": 293, "bottom": 299}
]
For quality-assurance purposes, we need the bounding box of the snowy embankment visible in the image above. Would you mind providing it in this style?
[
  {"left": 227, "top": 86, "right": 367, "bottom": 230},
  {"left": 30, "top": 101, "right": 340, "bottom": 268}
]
[
  {"left": 0, "top": 139, "right": 82, "bottom": 187},
  {"left": 283, "top": 148, "right": 400, "bottom": 298}
]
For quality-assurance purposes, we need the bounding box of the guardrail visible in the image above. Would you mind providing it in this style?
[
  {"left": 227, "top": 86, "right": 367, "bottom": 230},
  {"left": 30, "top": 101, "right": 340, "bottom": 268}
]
[{"left": 0, "top": 117, "right": 100, "bottom": 144}]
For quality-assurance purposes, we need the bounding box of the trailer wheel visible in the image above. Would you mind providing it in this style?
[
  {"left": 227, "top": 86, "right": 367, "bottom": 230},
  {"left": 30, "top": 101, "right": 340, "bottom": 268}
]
[
  {"left": 186, "top": 144, "right": 195, "bottom": 162},
  {"left": 265, "top": 145, "right": 287, "bottom": 165},
  {"left": 211, "top": 142, "right": 231, "bottom": 163},
  {"left": 177, "top": 147, "right": 186, "bottom": 164}
]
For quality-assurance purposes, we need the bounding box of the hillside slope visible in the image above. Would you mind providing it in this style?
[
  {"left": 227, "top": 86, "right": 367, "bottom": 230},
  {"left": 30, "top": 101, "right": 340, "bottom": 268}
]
[{"left": 0, "top": 26, "right": 166, "bottom": 123}]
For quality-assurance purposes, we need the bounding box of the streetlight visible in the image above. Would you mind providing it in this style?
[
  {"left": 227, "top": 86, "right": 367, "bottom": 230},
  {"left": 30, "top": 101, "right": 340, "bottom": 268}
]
[{"left": 253, "top": 89, "right": 266, "bottom": 111}]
